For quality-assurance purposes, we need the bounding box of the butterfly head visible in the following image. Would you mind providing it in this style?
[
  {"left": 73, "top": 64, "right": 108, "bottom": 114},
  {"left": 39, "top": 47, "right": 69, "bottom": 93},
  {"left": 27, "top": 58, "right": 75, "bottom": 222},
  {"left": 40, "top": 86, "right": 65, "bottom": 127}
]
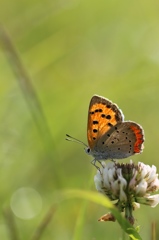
[
  {"left": 85, "top": 147, "right": 91, "bottom": 155},
  {"left": 66, "top": 134, "right": 92, "bottom": 156}
]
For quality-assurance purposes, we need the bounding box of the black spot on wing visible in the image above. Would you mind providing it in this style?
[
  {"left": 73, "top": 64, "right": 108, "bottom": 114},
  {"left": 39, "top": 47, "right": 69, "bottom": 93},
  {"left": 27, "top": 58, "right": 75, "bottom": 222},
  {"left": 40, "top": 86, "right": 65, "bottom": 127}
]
[
  {"left": 90, "top": 111, "right": 94, "bottom": 114},
  {"left": 93, "top": 129, "right": 98, "bottom": 133},
  {"left": 106, "top": 115, "right": 111, "bottom": 119},
  {"left": 95, "top": 109, "right": 103, "bottom": 113},
  {"left": 108, "top": 122, "right": 113, "bottom": 127},
  {"left": 93, "top": 120, "right": 99, "bottom": 124}
]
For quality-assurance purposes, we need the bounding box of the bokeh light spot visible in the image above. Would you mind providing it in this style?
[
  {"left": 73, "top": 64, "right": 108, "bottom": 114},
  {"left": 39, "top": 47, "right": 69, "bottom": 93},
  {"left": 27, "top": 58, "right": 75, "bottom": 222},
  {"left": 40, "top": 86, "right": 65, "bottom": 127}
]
[{"left": 10, "top": 187, "right": 42, "bottom": 220}]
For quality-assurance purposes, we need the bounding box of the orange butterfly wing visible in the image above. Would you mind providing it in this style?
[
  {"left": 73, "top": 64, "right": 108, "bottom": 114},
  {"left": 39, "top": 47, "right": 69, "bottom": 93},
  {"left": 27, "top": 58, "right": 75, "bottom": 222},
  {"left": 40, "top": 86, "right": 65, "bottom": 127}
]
[{"left": 87, "top": 95, "right": 124, "bottom": 149}]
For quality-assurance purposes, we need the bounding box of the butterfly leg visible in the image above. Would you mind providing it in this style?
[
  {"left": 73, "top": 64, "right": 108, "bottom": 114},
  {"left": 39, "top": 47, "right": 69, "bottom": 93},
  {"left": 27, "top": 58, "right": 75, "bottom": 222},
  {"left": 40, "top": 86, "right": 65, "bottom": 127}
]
[
  {"left": 98, "top": 161, "right": 104, "bottom": 168},
  {"left": 91, "top": 159, "right": 102, "bottom": 173},
  {"left": 111, "top": 159, "right": 117, "bottom": 169},
  {"left": 91, "top": 159, "right": 99, "bottom": 169}
]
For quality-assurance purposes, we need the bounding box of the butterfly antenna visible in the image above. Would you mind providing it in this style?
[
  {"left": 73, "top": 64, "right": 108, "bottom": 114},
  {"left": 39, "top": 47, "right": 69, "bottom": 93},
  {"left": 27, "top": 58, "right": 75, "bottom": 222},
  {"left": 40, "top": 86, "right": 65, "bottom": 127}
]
[{"left": 66, "top": 134, "right": 88, "bottom": 147}]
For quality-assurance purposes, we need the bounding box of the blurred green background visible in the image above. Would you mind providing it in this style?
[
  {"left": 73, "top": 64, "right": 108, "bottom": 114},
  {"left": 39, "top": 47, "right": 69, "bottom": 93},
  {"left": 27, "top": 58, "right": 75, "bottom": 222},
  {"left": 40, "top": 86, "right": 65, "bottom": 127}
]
[{"left": 0, "top": 0, "right": 159, "bottom": 239}]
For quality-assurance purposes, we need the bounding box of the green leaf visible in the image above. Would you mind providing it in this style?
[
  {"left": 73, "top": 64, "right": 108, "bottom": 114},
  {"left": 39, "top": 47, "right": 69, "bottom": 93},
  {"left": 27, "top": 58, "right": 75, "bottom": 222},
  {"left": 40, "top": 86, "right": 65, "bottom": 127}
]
[{"left": 54, "top": 189, "right": 142, "bottom": 240}]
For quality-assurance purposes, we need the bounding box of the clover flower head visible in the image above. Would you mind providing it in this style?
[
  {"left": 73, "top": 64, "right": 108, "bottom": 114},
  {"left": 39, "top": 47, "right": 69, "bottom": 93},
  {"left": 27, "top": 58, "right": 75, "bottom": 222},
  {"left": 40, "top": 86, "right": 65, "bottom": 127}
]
[{"left": 94, "top": 161, "right": 159, "bottom": 225}]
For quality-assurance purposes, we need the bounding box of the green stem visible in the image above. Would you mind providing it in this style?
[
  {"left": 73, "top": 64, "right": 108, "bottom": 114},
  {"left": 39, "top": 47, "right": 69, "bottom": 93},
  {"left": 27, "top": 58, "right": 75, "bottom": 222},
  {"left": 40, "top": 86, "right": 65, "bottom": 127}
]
[
  {"left": 0, "top": 26, "right": 53, "bottom": 150},
  {"left": 3, "top": 208, "right": 19, "bottom": 240},
  {"left": 0, "top": 25, "right": 61, "bottom": 185}
]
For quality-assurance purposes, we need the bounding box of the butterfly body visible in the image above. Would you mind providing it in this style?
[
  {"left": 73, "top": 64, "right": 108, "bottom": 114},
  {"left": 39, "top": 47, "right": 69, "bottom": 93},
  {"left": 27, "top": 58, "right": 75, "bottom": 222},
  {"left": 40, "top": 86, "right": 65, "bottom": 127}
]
[{"left": 87, "top": 95, "right": 144, "bottom": 166}]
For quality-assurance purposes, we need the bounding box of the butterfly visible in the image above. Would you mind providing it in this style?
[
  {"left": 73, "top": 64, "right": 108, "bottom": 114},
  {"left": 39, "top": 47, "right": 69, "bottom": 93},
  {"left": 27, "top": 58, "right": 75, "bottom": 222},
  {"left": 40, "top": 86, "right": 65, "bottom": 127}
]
[{"left": 66, "top": 95, "right": 144, "bottom": 168}]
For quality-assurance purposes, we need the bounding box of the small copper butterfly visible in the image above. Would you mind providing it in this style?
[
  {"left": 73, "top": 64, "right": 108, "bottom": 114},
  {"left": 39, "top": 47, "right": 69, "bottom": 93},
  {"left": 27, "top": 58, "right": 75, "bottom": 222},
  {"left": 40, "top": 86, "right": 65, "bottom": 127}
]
[{"left": 66, "top": 95, "right": 144, "bottom": 168}]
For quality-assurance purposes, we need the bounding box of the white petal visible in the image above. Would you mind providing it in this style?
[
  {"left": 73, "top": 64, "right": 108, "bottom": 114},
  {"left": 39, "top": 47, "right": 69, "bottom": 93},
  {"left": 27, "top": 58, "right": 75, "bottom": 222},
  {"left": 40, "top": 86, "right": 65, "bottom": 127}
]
[
  {"left": 136, "top": 179, "right": 147, "bottom": 196},
  {"left": 119, "top": 184, "right": 127, "bottom": 202},
  {"left": 147, "top": 194, "right": 159, "bottom": 208},
  {"left": 136, "top": 194, "right": 159, "bottom": 207},
  {"left": 133, "top": 202, "right": 140, "bottom": 209},
  {"left": 103, "top": 168, "right": 111, "bottom": 189},
  {"left": 94, "top": 174, "right": 103, "bottom": 192},
  {"left": 129, "top": 171, "right": 137, "bottom": 190},
  {"left": 111, "top": 179, "right": 120, "bottom": 197}
]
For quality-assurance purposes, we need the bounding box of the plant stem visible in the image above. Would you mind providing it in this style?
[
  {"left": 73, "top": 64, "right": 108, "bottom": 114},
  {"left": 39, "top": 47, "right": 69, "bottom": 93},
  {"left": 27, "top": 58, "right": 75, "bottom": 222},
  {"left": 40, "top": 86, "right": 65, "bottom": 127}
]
[{"left": 3, "top": 208, "right": 19, "bottom": 240}]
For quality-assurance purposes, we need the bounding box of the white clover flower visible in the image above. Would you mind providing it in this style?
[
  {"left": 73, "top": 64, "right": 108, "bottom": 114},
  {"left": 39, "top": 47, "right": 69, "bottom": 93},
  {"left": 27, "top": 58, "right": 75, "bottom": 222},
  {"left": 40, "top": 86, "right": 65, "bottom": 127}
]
[{"left": 94, "top": 160, "right": 159, "bottom": 225}]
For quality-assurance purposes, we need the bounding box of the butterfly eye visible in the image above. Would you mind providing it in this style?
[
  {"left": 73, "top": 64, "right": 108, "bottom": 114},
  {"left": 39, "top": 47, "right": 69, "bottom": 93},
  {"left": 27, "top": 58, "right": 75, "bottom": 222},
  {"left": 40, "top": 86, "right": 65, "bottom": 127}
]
[{"left": 85, "top": 147, "right": 91, "bottom": 155}]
